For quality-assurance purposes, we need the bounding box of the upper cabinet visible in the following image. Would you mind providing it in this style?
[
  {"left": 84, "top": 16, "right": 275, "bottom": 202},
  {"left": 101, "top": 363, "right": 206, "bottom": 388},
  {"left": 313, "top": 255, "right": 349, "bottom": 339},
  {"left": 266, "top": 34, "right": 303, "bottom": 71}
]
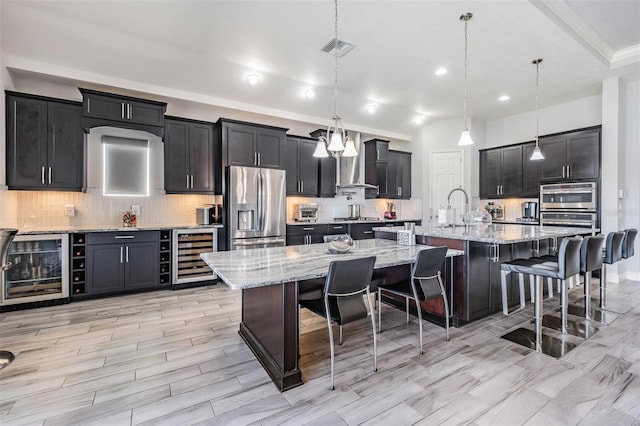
[
  {"left": 164, "top": 117, "right": 219, "bottom": 194},
  {"left": 219, "top": 119, "right": 286, "bottom": 169},
  {"left": 6, "top": 92, "right": 84, "bottom": 191},
  {"left": 364, "top": 139, "right": 411, "bottom": 199},
  {"left": 284, "top": 136, "right": 319, "bottom": 196},
  {"left": 522, "top": 142, "right": 544, "bottom": 197},
  {"left": 479, "top": 145, "right": 523, "bottom": 199},
  {"left": 539, "top": 127, "right": 600, "bottom": 181},
  {"left": 79, "top": 88, "right": 167, "bottom": 137}
]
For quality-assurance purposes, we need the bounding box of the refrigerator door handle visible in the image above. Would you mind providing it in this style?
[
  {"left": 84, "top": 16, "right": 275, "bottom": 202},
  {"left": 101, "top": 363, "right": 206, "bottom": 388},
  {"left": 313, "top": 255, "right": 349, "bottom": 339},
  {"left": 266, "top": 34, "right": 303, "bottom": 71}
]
[{"left": 257, "top": 170, "right": 264, "bottom": 232}]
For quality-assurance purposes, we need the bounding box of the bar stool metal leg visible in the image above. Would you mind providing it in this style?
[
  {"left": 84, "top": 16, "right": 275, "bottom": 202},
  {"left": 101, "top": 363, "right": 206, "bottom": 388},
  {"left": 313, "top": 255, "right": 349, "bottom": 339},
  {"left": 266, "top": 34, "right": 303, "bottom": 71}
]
[
  {"left": 584, "top": 270, "right": 591, "bottom": 320},
  {"left": 534, "top": 275, "right": 543, "bottom": 352},
  {"left": 600, "top": 265, "right": 607, "bottom": 310},
  {"left": 560, "top": 278, "right": 568, "bottom": 334}
]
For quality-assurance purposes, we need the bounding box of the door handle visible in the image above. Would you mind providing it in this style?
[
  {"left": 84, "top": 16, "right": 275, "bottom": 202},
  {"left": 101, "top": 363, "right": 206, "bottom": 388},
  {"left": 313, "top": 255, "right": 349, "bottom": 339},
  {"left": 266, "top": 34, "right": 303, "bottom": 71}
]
[
  {"left": 190, "top": 175, "right": 194, "bottom": 189},
  {"left": 41, "top": 166, "right": 46, "bottom": 184},
  {"left": 186, "top": 175, "right": 190, "bottom": 189},
  {"left": 258, "top": 152, "right": 261, "bottom": 165},
  {"left": 127, "top": 104, "right": 131, "bottom": 120},
  {"left": 115, "top": 236, "right": 135, "bottom": 239},
  {"left": 126, "top": 246, "right": 129, "bottom": 263},
  {"left": 48, "top": 167, "right": 52, "bottom": 185},
  {"left": 120, "top": 246, "right": 123, "bottom": 263},
  {"left": 301, "top": 181, "right": 303, "bottom": 193},
  {"left": 121, "top": 103, "right": 125, "bottom": 119},
  {"left": 566, "top": 165, "right": 570, "bottom": 177},
  {"left": 562, "top": 166, "right": 566, "bottom": 178}
]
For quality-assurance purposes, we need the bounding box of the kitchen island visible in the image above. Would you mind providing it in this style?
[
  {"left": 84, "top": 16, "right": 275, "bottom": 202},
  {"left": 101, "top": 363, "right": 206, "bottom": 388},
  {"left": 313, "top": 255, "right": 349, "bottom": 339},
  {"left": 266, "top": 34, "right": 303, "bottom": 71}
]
[
  {"left": 374, "top": 224, "right": 596, "bottom": 324},
  {"left": 201, "top": 239, "right": 462, "bottom": 391}
]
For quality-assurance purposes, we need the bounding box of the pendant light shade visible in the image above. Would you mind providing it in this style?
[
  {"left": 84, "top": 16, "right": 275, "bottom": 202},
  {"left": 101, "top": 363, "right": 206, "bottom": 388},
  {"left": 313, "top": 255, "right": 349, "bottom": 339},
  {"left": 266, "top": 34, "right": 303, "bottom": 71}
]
[
  {"left": 312, "top": 0, "right": 357, "bottom": 158},
  {"left": 458, "top": 12, "right": 474, "bottom": 146},
  {"left": 530, "top": 58, "right": 544, "bottom": 161}
]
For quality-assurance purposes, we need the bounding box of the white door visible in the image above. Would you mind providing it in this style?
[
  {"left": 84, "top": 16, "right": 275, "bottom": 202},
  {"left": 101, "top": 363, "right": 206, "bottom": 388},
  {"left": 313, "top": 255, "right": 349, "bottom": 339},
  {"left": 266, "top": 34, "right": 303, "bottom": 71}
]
[{"left": 430, "top": 151, "right": 463, "bottom": 223}]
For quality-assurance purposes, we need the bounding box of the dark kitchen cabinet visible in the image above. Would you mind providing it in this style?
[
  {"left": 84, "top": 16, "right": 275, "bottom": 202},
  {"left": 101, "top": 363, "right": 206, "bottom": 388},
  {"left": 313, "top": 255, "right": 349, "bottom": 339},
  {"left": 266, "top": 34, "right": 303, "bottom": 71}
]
[
  {"left": 539, "top": 127, "right": 600, "bottom": 181},
  {"left": 349, "top": 222, "right": 384, "bottom": 240},
  {"left": 284, "top": 136, "right": 318, "bottom": 196},
  {"left": 318, "top": 156, "right": 337, "bottom": 197},
  {"left": 522, "top": 142, "right": 544, "bottom": 197},
  {"left": 388, "top": 150, "right": 412, "bottom": 199},
  {"left": 79, "top": 88, "right": 166, "bottom": 128},
  {"left": 479, "top": 145, "right": 523, "bottom": 199},
  {"left": 220, "top": 119, "right": 287, "bottom": 169},
  {"left": 6, "top": 92, "right": 83, "bottom": 191},
  {"left": 364, "top": 139, "right": 389, "bottom": 198},
  {"left": 85, "top": 231, "right": 159, "bottom": 296},
  {"left": 164, "top": 117, "right": 217, "bottom": 194},
  {"left": 286, "top": 224, "right": 327, "bottom": 246}
]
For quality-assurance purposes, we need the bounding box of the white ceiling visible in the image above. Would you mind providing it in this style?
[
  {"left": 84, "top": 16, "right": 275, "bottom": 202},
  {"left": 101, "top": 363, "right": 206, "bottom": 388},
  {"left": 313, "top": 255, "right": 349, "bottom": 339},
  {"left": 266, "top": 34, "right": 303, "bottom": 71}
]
[{"left": 2, "top": 0, "right": 639, "bottom": 141}]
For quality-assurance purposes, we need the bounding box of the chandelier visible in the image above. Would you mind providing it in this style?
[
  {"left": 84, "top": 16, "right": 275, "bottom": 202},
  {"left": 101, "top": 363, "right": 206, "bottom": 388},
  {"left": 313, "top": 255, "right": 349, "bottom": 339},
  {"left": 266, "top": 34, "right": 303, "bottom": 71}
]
[
  {"left": 458, "top": 12, "right": 474, "bottom": 146},
  {"left": 313, "top": 0, "right": 357, "bottom": 158},
  {"left": 530, "top": 58, "right": 544, "bottom": 160}
]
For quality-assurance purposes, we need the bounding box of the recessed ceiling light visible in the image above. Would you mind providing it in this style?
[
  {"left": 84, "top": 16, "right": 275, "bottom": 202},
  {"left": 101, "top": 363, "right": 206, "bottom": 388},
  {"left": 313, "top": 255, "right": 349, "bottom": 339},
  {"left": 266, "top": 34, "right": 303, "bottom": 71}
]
[
  {"left": 246, "top": 73, "right": 261, "bottom": 86},
  {"left": 435, "top": 67, "right": 448, "bottom": 76},
  {"left": 365, "top": 103, "right": 378, "bottom": 114},
  {"left": 304, "top": 89, "right": 315, "bottom": 99},
  {"left": 498, "top": 95, "right": 510, "bottom": 102},
  {"left": 412, "top": 115, "right": 426, "bottom": 125}
]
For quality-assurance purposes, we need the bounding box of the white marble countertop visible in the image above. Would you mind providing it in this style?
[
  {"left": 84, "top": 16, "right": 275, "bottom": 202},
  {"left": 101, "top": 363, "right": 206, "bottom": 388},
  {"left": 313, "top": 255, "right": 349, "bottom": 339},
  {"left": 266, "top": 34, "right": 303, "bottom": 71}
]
[
  {"left": 373, "top": 224, "right": 596, "bottom": 244},
  {"left": 201, "top": 238, "right": 463, "bottom": 290},
  {"left": 14, "top": 224, "right": 222, "bottom": 235}
]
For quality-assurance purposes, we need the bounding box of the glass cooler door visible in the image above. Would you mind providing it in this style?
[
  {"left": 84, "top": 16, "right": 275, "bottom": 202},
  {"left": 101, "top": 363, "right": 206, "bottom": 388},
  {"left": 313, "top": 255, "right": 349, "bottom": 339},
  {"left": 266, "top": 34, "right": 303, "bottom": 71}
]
[{"left": 2, "top": 234, "right": 69, "bottom": 305}]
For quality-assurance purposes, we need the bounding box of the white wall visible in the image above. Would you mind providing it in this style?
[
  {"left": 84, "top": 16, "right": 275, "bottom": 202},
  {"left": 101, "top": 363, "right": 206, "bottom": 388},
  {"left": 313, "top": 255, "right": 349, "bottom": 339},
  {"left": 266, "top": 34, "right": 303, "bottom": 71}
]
[{"left": 622, "top": 79, "right": 640, "bottom": 279}]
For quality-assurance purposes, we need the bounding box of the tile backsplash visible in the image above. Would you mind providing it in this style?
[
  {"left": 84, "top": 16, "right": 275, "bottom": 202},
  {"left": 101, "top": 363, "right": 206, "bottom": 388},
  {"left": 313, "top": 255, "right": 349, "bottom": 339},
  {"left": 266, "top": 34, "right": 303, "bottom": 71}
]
[{"left": 0, "top": 190, "right": 220, "bottom": 229}]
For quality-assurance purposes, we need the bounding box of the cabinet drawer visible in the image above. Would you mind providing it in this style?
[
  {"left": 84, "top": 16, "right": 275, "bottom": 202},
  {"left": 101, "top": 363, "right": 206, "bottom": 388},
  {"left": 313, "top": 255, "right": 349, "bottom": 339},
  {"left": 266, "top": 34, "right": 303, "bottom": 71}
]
[
  {"left": 286, "top": 224, "right": 327, "bottom": 236},
  {"left": 87, "top": 231, "right": 159, "bottom": 245}
]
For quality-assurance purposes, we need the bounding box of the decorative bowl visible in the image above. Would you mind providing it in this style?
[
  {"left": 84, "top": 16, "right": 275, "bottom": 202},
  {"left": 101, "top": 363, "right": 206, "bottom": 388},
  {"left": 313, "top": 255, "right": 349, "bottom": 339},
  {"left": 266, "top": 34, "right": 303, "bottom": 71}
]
[{"left": 327, "top": 236, "right": 353, "bottom": 254}]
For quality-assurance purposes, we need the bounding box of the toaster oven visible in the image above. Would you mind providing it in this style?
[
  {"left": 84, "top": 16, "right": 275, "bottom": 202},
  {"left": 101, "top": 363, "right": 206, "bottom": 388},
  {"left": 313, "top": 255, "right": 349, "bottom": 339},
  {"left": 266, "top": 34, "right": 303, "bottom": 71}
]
[{"left": 294, "top": 203, "right": 318, "bottom": 222}]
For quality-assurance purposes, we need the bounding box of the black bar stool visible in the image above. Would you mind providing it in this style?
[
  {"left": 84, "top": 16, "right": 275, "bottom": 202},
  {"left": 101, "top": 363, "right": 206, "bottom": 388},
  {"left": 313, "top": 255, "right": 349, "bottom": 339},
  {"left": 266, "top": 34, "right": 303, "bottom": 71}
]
[
  {"left": 600, "top": 231, "right": 625, "bottom": 310},
  {"left": 500, "top": 237, "right": 582, "bottom": 356},
  {"left": 622, "top": 228, "right": 637, "bottom": 260},
  {"left": 578, "top": 235, "right": 605, "bottom": 320}
]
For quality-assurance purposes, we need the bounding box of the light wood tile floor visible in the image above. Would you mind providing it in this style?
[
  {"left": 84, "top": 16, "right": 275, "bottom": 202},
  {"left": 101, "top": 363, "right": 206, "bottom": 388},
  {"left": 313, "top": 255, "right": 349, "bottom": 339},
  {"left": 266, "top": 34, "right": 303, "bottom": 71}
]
[{"left": 1, "top": 279, "right": 639, "bottom": 425}]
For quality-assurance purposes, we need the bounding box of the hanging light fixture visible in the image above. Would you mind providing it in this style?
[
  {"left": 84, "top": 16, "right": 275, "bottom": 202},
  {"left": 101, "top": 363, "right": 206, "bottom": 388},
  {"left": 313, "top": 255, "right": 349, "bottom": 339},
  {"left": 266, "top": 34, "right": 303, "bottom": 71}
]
[
  {"left": 530, "top": 58, "right": 545, "bottom": 160},
  {"left": 457, "top": 12, "right": 474, "bottom": 146},
  {"left": 313, "top": 0, "right": 357, "bottom": 158}
]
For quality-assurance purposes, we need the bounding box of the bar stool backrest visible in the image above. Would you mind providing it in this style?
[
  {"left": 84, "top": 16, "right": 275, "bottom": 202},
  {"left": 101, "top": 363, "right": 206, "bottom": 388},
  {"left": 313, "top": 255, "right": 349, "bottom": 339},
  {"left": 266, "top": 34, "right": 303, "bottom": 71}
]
[
  {"left": 411, "top": 246, "right": 448, "bottom": 301},
  {"left": 558, "top": 236, "right": 583, "bottom": 279},
  {"left": 325, "top": 256, "right": 376, "bottom": 324},
  {"left": 604, "top": 232, "right": 625, "bottom": 265},
  {"left": 622, "top": 228, "right": 637, "bottom": 259},
  {"left": 580, "top": 235, "right": 605, "bottom": 273}
]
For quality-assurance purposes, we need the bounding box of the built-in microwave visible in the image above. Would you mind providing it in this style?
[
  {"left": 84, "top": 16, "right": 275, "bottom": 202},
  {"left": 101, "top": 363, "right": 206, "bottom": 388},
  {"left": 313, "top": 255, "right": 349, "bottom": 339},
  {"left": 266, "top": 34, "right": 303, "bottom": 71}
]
[{"left": 540, "top": 182, "right": 597, "bottom": 211}]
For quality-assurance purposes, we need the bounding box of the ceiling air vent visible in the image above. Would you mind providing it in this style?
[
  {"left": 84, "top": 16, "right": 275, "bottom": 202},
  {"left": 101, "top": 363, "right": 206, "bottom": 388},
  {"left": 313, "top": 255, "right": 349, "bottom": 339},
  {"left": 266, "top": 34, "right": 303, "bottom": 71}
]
[{"left": 321, "top": 38, "right": 355, "bottom": 57}]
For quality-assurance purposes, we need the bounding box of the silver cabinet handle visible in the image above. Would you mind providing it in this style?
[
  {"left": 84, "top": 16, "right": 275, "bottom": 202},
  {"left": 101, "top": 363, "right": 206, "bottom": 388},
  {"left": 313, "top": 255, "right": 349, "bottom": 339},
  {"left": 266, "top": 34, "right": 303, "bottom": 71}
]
[
  {"left": 258, "top": 152, "right": 261, "bottom": 165},
  {"left": 121, "top": 103, "right": 125, "bottom": 119},
  {"left": 562, "top": 166, "right": 566, "bottom": 178},
  {"left": 115, "top": 235, "right": 135, "bottom": 239},
  {"left": 303, "top": 227, "right": 314, "bottom": 231},
  {"left": 254, "top": 152, "right": 257, "bottom": 165},
  {"left": 186, "top": 175, "right": 190, "bottom": 188},
  {"left": 126, "top": 246, "right": 129, "bottom": 263},
  {"left": 48, "top": 167, "right": 52, "bottom": 184},
  {"left": 398, "top": 186, "right": 402, "bottom": 196},
  {"left": 497, "top": 185, "right": 500, "bottom": 195},
  {"left": 127, "top": 104, "right": 131, "bottom": 120},
  {"left": 120, "top": 246, "right": 123, "bottom": 263},
  {"left": 301, "top": 181, "right": 303, "bottom": 193},
  {"left": 566, "top": 165, "right": 570, "bottom": 177},
  {"left": 364, "top": 231, "right": 373, "bottom": 234},
  {"left": 190, "top": 175, "right": 194, "bottom": 189},
  {"left": 41, "top": 166, "right": 46, "bottom": 184}
]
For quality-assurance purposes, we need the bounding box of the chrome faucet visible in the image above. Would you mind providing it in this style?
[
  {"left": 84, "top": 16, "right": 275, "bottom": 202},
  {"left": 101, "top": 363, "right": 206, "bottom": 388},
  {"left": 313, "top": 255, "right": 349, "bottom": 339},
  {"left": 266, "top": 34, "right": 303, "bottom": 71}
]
[{"left": 447, "top": 187, "right": 470, "bottom": 215}]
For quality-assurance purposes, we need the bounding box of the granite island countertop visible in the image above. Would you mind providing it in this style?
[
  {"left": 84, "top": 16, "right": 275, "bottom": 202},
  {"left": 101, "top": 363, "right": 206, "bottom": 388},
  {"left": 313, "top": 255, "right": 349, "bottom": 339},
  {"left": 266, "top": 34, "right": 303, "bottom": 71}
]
[
  {"left": 201, "top": 238, "right": 463, "bottom": 290},
  {"left": 373, "top": 223, "right": 596, "bottom": 244},
  {"left": 14, "top": 224, "right": 223, "bottom": 235}
]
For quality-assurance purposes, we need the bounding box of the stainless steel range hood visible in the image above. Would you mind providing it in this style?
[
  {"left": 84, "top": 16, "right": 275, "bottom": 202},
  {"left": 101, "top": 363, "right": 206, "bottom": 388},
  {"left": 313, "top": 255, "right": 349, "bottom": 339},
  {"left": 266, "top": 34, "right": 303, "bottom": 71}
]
[{"left": 337, "top": 132, "right": 378, "bottom": 189}]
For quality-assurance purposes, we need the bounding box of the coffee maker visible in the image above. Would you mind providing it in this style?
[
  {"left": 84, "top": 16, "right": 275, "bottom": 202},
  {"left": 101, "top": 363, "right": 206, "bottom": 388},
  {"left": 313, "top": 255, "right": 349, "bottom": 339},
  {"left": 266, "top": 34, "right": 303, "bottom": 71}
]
[{"left": 522, "top": 201, "right": 538, "bottom": 220}]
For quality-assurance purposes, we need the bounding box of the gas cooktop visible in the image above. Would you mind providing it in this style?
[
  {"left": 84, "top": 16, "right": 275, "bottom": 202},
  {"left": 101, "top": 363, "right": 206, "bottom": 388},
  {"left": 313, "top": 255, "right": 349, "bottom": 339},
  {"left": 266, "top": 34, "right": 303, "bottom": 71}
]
[{"left": 333, "top": 217, "right": 381, "bottom": 222}]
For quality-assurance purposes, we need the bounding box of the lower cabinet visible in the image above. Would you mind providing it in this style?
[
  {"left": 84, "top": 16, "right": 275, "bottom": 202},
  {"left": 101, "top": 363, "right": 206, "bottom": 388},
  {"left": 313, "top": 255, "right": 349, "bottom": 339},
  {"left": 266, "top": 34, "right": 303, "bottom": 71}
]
[
  {"left": 286, "top": 224, "right": 326, "bottom": 246},
  {"left": 85, "top": 231, "right": 159, "bottom": 296}
]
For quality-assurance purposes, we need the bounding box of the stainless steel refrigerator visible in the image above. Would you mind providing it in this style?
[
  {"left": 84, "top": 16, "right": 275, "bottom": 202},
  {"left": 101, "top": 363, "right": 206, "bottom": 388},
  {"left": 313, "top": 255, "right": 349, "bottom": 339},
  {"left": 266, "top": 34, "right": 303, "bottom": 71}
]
[{"left": 228, "top": 166, "right": 286, "bottom": 250}]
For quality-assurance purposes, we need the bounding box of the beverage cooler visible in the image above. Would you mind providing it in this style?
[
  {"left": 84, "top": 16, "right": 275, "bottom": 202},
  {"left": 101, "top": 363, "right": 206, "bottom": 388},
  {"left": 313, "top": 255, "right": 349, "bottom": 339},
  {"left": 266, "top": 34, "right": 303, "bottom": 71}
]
[
  {"left": 172, "top": 228, "right": 217, "bottom": 286},
  {"left": 2, "top": 234, "right": 69, "bottom": 306}
]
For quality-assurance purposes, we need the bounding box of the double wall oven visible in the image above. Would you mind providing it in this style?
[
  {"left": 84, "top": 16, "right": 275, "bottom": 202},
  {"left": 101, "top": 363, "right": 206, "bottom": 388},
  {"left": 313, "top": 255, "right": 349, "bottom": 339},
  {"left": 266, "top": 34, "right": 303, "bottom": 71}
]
[{"left": 539, "top": 182, "right": 598, "bottom": 228}]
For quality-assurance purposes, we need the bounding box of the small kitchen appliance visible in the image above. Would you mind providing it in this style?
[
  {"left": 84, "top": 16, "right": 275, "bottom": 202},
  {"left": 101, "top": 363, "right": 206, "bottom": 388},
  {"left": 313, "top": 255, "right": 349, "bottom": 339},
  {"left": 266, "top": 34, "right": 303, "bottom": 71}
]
[
  {"left": 484, "top": 202, "right": 504, "bottom": 221},
  {"left": 196, "top": 205, "right": 223, "bottom": 225},
  {"left": 294, "top": 203, "right": 319, "bottom": 222},
  {"left": 384, "top": 202, "right": 396, "bottom": 220},
  {"left": 522, "top": 201, "right": 538, "bottom": 220},
  {"left": 348, "top": 204, "right": 362, "bottom": 220}
]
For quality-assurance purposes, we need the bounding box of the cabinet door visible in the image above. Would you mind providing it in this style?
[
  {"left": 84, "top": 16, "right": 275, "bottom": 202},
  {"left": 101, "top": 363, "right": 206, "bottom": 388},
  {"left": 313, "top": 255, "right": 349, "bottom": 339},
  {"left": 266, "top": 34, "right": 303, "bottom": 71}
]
[
  {"left": 350, "top": 223, "right": 378, "bottom": 240},
  {"left": 48, "top": 102, "right": 83, "bottom": 190},
  {"left": 127, "top": 100, "right": 164, "bottom": 127},
  {"left": 84, "top": 93, "right": 127, "bottom": 123},
  {"left": 286, "top": 235, "right": 307, "bottom": 246},
  {"left": 189, "top": 123, "right": 214, "bottom": 193},
  {"left": 125, "top": 242, "right": 159, "bottom": 290},
  {"left": 539, "top": 136, "right": 567, "bottom": 180},
  {"left": 298, "top": 139, "right": 319, "bottom": 195},
  {"left": 465, "top": 242, "right": 493, "bottom": 321},
  {"left": 86, "top": 244, "right": 125, "bottom": 295},
  {"left": 375, "top": 163, "right": 389, "bottom": 197},
  {"left": 522, "top": 143, "right": 543, "bottom": 197},
  {"left": 396, "top": 152, "right": 412, "bottom": 199},
  {"left": 387, "top": 153, "right": 399, "bottom": 198},
  {"left": 567, "top": 130, "right": 600, "bottom": 179},
  {"left": 164, "top": 119, "right": 190, "bottom": 192},
  {"left": 283, "top": 138, "right": 300, "bottom": 195},
  {"left": 318, "top": 156, "right": 337, "bottom": 197},
  {"left": 6, "top": 96, "right": 48, "bottom": 188},
  {"left": 500, "top": 145, "right": 523, "bottom": 197},
  {"left": 256, "top": 128, "right": 283, "bottom": 169},
  {"left": 479, "top": 150, "right": 501, "bottom": 198},
  {"left": 226, "top": 123, "right": 256, "bottom": 167}
]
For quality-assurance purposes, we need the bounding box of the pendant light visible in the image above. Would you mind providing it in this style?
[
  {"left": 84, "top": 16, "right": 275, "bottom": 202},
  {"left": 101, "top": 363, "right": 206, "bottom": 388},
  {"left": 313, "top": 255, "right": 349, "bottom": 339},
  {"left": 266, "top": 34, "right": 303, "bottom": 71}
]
[
  {"left": 457, "top": 12, "right": 474, "bottom": 146},
  {"left": 530, "top": 58, "right": 544, "bottom": 160},
  {"left": 313, "top": 0, "right": 357, "bottom": 158}
]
